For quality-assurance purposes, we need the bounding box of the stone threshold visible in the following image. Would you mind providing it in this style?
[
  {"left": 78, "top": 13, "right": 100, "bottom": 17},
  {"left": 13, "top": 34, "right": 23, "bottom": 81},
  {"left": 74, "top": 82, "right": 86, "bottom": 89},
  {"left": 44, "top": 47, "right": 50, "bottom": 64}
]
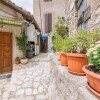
[
  {"left": 49, "top": 53, "right": 99, "bottom": 100},
  {"left": 0, "top": 73, "right": 12, "bottom": 80}
]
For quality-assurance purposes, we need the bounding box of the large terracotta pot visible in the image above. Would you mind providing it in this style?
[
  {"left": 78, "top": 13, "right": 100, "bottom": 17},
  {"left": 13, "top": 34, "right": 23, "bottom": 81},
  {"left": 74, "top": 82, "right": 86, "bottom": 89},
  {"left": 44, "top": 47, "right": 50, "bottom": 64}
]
[
  {"left": 60, "top": 53, "right": 67, "bottom": 66},
  {"left": 83, "top": 66, "right": 100, "bottom": 98},
  {"left": 66, "top": 53, "right": 88, "bottom": 75}
]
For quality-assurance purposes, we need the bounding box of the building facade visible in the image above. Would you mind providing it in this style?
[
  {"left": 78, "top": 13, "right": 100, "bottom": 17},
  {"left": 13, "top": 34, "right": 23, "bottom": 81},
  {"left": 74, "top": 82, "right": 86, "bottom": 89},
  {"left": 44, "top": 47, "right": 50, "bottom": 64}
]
[
  {"left": 0, "top": 0, "right": 40, "bottom": 74},
  {"left": 66, "top": 0, "right": 100, "bottom": 36},
  {"left": 33, "top": 0, "right": 67, "bottom": 52}
]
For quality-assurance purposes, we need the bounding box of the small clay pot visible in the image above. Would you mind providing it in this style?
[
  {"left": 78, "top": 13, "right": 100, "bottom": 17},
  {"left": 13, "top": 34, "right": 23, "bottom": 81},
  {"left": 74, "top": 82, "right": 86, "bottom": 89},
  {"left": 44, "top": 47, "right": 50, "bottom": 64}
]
[{"left": 15, "top": 60, "right": 20, "bottom": 64}]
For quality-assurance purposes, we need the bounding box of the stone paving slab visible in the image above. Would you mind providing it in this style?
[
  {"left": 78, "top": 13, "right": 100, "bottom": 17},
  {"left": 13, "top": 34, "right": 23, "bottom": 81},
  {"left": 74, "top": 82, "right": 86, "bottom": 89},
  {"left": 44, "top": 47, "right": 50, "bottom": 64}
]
[{"left": 0, "top": 53, "right": 59, "bottom": 100}]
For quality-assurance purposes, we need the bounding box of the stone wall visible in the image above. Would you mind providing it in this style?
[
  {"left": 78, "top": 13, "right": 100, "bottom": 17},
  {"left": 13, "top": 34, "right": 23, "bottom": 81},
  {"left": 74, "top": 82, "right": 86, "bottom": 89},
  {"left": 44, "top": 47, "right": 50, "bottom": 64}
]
[
  {"left": 66, "top": 0, "right": 100, "bottom": 36},
  {"left": 49, "top": 53, "right": 100, "bottom": 100},
  {"left": 90, "top": 0, "right": 100, "bottom": 30}
]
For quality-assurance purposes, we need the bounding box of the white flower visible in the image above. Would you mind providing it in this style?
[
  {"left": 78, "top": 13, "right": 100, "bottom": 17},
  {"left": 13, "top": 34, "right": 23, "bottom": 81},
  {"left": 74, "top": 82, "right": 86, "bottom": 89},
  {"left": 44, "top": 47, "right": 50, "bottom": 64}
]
[
  {"left": 93, "top": 51, "right": 97, "bottom": 54},
  {"left": 93, "top": 55, "right": 98, "bottom": 59}
]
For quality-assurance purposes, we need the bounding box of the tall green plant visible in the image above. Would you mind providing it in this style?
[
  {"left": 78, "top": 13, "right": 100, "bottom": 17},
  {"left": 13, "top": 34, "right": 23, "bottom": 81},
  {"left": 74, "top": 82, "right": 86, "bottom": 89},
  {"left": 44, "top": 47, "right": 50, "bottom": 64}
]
[
  {"left": 66, "top": 37, "right": 77, "bottom": 53},
  {"left": 16, "top": 29, "right": 27, "bottom": 58},
  {"left": 76, "top": 29, "right": 100, "bottom": 53},
  {"left": 53, "top": 34, "right": 63, "bottom": 51},
  {"left": 53, "top": 16, "right": 69, "bottom": 38}
]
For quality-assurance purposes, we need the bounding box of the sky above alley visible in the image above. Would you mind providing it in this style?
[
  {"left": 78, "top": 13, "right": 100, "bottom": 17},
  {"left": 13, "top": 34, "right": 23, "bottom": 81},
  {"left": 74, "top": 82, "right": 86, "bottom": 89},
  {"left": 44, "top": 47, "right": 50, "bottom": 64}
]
[{"left": 11, "top": 0, "right": 33, "bottom": 14}]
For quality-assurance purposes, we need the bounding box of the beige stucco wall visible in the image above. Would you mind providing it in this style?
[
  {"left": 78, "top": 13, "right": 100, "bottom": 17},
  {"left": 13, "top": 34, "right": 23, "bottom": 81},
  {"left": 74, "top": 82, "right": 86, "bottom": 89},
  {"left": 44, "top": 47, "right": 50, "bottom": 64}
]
[
  {"left": 33, "top": 0, "right": 67, "bottom": 33},
  {"left": 0, "top": 3, "right": 24, "bottom": 63},
  {"left": 0, "top": 24, "right": 22, "bottom": 63},
  {"left": 0, "top": 3, "right": 23, "bottom": 20}
]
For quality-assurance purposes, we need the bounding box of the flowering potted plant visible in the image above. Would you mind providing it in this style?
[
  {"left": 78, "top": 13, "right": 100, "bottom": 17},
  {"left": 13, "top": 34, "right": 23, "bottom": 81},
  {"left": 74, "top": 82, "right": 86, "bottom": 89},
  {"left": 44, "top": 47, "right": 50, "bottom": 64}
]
[
  {"left": 83, "top": 42, "right": 100, "bottom": 97},
  {"left": 67, "top": 30, "right": 100, "bottom": 75}
]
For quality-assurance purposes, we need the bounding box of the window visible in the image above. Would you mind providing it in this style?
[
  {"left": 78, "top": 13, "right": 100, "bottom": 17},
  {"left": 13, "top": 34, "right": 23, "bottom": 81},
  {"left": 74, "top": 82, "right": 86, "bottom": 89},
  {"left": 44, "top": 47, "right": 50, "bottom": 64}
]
[
  {"left": 77, "top": 0, "right": 91, "bottom": 30},
  {"left": 45, "top": 13, "right": 52, "bottom": 33}
]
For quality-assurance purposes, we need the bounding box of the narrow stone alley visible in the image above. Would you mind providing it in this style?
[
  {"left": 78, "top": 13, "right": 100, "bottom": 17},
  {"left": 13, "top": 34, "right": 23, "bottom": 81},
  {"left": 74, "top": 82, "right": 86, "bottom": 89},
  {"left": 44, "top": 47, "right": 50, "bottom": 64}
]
[{"left": 0, "top": 53, "right": 59, "bottom": 100}]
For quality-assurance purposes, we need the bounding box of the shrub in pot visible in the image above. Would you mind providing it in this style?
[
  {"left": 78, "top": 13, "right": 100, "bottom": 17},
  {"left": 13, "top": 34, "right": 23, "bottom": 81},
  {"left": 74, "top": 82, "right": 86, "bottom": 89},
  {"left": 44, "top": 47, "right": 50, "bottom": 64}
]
[
  {"left": 16, "top": 29, "right": 28, "bottom": 64},
  {"left": 83, "top": 43, "right": 100, "bottom": 97},
  {"left": 15, "top": 57, "right": 20, "bottom": 64},
  {"left": 67, "top": 30, "right": 100, "bottom": 75},
  {"left": 53, "top": 34, "right": 68, "bottom": 65},
  {"left": 60, "top": 38, "right": 68, "bottom": 66},
  {"left": 52, "top": 17, "right": 69, "bottom": 63}
]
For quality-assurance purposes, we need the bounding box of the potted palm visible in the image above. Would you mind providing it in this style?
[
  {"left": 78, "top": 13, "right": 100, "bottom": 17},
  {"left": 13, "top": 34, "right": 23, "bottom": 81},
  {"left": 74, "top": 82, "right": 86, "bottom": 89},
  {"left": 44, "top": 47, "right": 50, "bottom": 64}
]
[
  {"left": 16, "top": 29, "right": 28, "bottom": 64},
  {"left": 67, "top": 30, "right": 100, "bottom": 75},
  {"left": 83, "top": 42, "right": 100, "bottom": 97}
]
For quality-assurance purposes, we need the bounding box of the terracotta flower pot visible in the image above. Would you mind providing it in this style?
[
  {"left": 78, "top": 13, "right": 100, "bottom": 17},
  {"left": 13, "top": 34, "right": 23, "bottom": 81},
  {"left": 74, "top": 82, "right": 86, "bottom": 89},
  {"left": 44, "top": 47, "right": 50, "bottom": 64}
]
[
  {"left": 15, "top": 60, "right": 20, "bottom": 64},
  {"left": 83, "top": 66, "right": 100, "bottom": 98},
  {"left": 60, "top": 53, "right": 67, "bottom": 66},
  {"left": 66, "top": 53, "right": 88, "bottom": 75}
]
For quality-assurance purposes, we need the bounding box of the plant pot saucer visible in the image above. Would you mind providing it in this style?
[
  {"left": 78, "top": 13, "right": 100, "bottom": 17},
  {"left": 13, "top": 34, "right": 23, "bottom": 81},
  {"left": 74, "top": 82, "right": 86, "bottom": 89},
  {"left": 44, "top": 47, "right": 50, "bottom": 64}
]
[
  {"left": 68, "top": 70, "right": 86, "bottom": 76},
  {"left": 87, "top": 82, "right": 100, "bottom": 98}
]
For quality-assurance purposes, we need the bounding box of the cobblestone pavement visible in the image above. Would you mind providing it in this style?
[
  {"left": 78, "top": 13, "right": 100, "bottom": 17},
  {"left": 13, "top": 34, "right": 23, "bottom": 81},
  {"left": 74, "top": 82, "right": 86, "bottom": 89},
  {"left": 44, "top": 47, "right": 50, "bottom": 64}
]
[{"left": 0, "top": 53, "right": 59, "bottom": 100}]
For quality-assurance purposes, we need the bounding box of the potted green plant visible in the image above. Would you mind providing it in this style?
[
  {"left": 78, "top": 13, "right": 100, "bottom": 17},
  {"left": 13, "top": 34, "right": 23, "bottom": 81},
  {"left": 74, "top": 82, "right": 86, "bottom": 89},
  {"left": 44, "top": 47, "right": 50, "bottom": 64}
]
[
  {"left": 15, "top": 57, "right": 20, "bottom": 64},
  {"left": 16, "top": 28, "right": 28, "bottom": 64},
  {"left": 67, "top": 30, "right": 100, "bottom": 75},
  {"left": 52, "top": 17, "right": 69, "bottom": 65},
  {"left": 83, "top": 42, "right": 100, "bottom": 97},
  {"left": 60, "top": 37, "right": 68, "bottom": 66}
]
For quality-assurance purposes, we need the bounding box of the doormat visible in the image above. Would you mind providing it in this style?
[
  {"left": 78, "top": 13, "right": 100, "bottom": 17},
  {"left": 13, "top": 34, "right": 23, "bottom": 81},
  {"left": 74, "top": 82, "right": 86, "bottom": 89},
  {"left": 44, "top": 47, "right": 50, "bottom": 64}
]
[{"left": 0, "top": 74, "right": 12, "bottom": 80}]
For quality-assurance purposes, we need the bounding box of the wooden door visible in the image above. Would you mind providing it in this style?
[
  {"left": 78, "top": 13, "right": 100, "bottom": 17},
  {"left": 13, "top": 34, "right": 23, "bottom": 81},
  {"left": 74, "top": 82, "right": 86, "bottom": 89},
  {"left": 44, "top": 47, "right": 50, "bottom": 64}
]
[
  {"left": 0, "top": 32, "right": 12, "bottom": 74},
  {"left": 41, "top": 39, "right": 48, "bottom": 53}
]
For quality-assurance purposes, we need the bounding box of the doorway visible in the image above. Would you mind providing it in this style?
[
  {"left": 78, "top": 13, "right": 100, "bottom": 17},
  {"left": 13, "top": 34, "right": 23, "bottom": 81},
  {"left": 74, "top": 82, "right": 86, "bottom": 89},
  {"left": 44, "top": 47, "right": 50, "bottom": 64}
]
[
  {"left": 40, "top": 35, "right": 48, "bottom": 53},
  {"left": 0, "top": 32, "right": 12, "bottom": 74}
]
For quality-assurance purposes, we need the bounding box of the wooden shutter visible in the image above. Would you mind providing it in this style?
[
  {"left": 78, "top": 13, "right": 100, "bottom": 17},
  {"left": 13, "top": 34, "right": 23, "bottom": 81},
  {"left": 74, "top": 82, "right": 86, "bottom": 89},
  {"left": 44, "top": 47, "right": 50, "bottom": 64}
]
[
  {"left": 44, "top": 0, "right": 52, "bottom": 2},
  {"left": 45, "top": 13, "right": 52, "bottom": 33},
  {"left": 45, "top": 14, "right": 49, "bottom": 33},
  {"left": 48, "top": 13, "right": 52, "bottom": 33}
]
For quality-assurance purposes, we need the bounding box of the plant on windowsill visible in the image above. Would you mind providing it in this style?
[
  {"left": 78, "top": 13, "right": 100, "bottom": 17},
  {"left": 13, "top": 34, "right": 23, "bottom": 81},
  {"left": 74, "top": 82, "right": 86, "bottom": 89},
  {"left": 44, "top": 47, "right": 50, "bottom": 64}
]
[
  {"left": 15, "top": 57, "right": 20, "bottom": 64},
  {"left": 16, "top": 28, "right": 28, "bottom": 64},
  {"left": 67, "top": 29, "right": 100, "bottom": 75},
  {"left": 83, "top": 42, "right": 100, "bottom": 97}
]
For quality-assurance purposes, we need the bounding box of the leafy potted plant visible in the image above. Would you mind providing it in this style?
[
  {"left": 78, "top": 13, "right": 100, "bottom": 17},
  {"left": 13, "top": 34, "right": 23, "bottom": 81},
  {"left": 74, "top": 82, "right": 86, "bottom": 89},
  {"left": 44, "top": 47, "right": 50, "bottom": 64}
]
[
  {"left": 83, "top": 42, "right": 100, "bottom": 97},
  {"left": 52, "top": 17, "right": 69, "bottom": 65},
  {"left": 16, "top": 28, "right": 28, "bottom": 64},
  {"left": 60, "top": 37, "right": 68, "bottom": 66},
  {"left": 15, "top": 57, "right": 20, "bottom": 64},
  {"left": 67, "top": 30, "right": 100, "bottom": 75}
]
